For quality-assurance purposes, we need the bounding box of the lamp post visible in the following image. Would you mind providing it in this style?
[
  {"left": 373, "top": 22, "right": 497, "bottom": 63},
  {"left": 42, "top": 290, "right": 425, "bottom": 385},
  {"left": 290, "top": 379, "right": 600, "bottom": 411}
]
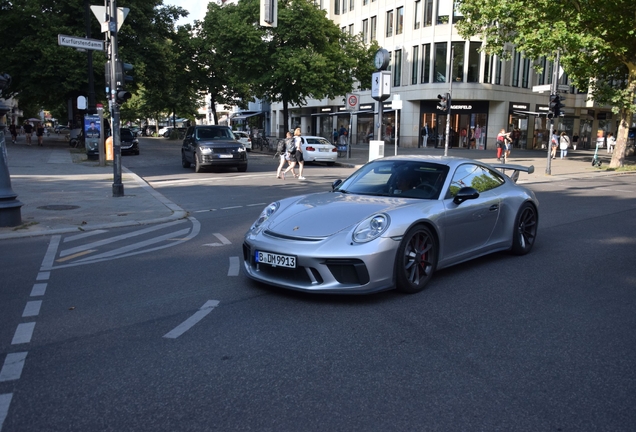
[{"left": 0, "top": 73, "right": 23, "bottom": 227}]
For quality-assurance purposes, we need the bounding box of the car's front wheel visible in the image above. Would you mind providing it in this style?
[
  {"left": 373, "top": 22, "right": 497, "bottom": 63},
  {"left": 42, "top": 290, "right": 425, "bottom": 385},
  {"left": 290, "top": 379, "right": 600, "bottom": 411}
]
[
  {"left": 395, "top": 224, "right": 438, "bottom": 293},
  {"left": 181, "top": 152, "right": 190, "bottom": 168},
  {"left": 510, "top": 202, "right": 538, "bottom": 255},
  {"left": 194, "top": 155, "right": 203, "bottom": 173}
]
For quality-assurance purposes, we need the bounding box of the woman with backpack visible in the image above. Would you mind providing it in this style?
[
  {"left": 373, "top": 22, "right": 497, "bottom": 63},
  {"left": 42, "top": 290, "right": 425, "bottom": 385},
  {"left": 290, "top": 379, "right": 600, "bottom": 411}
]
[
  {"left": 283, "top": 128, "right": 306, "bottom": 180},
  {"left": 559, "top": 132, "right": 570, "bottom": 159},
  {"left": 276, "top": 131, "right": 296, "bottom": 179}
]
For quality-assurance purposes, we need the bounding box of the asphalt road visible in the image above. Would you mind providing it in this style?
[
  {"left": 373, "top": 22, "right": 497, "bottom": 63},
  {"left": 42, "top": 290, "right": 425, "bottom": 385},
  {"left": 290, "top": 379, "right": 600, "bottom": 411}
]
[{"left": 1, "top": 138, "right": 635, "bottom": 431}]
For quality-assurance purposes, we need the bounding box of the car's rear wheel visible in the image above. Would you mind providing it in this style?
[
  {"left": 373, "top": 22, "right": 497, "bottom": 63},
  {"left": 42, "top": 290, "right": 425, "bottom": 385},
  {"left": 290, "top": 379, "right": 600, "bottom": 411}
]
[
  {"left": 194, "top": 155, "right": 203, "bottom": 173},
  {"left": 395, "top": 224, "right": 437, "bottom": 293},
  {"left": 510, "top": 202, "right": 538, "bottom": 255},
  {"left": 237, "top": 164, "right": 247, "bottom": 172},
  {"left": 181, "top": 152, "right": 190, "bottom": 168}
]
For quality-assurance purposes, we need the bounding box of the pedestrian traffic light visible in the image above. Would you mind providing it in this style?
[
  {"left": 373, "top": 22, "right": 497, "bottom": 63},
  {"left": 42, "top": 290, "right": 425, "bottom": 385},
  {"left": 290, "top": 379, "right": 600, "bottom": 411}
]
[
  {"left": 105, "top": 61, "right": 133, "bottom": 105},
  {"left": 437, "top": 94, "right": 448, "bottom": 112},
  {"left": 549, "top": 93, "right": 564, "bottom": 118}
]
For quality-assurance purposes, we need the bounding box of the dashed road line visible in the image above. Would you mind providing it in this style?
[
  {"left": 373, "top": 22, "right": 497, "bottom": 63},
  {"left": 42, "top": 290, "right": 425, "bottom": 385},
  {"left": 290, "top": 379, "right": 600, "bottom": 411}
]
[
  {"left": 0, "top": 352, "right": 28, "bottom": 382},
  {"left": 228, "top": 257, "right": 240, "bottom": 276},
  {"left": 163, "top": 300, "right": 220, "bottom": 339},
  {"left": 0, "top": 393, "right": 13, "bottom": 430},
  {"left": 11, "top": 323, "right": 36, "bottom": 345},
  {"left": 203, "top": 233, "right": 232, "bottom": 247},
  {"left": 63, "top": 229, "right": 108, "bottom": 243},
  {"left": 30, "top": 283, "right": 47, "bottom": 297},
  {"left": 22, "top": 301, "right": 42, "bottom": 318}
]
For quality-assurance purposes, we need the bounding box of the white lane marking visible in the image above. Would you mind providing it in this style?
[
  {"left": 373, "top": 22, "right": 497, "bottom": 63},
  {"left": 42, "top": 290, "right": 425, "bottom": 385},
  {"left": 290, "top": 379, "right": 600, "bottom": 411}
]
[
  {"left": 63, "top": 230, "right": 108, "bottom": 243},
  {"left": 72, "top": 228, "right": 190, "bottom": 263},
  {"left": 36, "top": 272, "right": 50, "bottom": 281},
  {"left": 22, "top": 301, "right": 42, "bottom": 318},
  {"left": 0, "top": 352, "right": 28, "bottom": 382},
  {"left": 42, "top": 217, "right": 201, "bottom": 271},
  {"left": 149, "top": 173, "right": 270, "bottom": 186},
  {"left": 0, "top": 393, "right": 13, "bottom": 430},
  {"left": 220, "top": 206, "right": 242, "bottom": 210},
  {"left": 11, "top": 323, "right": 36, "bottom": 345},
  {"left": 203, "top": 233, "right": 232, "bottom": 247},
  {"left": 228, "top": 256, "right": 240, "bottom": 276},
  {"left": 194, "top": 202, "right": 267, "bottom": 213},
  {"left": 30, "top": 283, "right": 47, "bottom": 297},
  {"left": 40, "top": 235, "right": 61, "bottom": 271},
  {"left": 59, "top": 219, "right": 187, "bottom": 258},
  {"left": 247, "top": 203, "right": 267, "bottom": 207},
  {"left": 163, "top": 300, "right": 220, "bottom": 339}
]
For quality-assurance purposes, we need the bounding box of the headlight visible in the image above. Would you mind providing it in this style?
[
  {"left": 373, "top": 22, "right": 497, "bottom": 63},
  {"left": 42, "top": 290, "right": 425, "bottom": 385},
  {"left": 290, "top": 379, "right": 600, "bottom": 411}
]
[
  {"left": 251, "top": 202, "right": 279, "bottom": 232},
  {"left": 352, "top": 214, "right": 390, "bottom": 243},
  {"left": 199, "top": 147, "right": 212, "bottom": 154},
  {"left": 238, "top": 146, "right": 246, "bottom": 152}
]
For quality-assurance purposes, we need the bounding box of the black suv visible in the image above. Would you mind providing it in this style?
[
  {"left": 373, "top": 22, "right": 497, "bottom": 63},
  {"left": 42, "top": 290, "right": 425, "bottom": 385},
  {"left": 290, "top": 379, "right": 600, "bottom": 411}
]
[
  {"left": 181, "top": 125, "right": 248, "bottom": 173},
  {"left": 120, "top": 128, "right": 140, "bottom": 155}
]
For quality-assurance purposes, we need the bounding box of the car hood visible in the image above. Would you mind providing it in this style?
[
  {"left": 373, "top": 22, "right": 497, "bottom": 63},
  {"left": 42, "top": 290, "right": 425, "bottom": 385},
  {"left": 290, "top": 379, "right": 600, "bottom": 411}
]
[{"left": 266, "top": 192, "right": 424, "bottom": 238}]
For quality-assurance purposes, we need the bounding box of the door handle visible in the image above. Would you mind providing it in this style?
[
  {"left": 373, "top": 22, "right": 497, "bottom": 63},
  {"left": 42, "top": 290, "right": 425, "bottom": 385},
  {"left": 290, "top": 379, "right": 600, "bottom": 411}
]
[{"left": 489, "top": 204, "right": 499, "bottom": 211}]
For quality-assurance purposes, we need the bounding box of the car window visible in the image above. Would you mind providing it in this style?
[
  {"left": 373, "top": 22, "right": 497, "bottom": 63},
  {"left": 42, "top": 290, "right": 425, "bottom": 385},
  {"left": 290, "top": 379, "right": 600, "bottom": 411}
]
[
  {"left": 336, "top": 160, "right": 448, "bottom": 199},
  {"left": 448, "top": 163, "right": 505, "bottom": 197},
  {"left": 120, "top": 129, "right": 133, "bottom": 139},
  {"left": 305, "top": 138, "right": 331, "bottom": 145}
]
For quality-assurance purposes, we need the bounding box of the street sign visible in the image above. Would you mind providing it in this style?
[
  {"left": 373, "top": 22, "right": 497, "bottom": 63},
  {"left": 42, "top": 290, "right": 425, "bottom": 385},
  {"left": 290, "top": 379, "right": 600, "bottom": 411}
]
[
  {"left": 558, "top": 84, "right": 570, "bottom": 92},
  {"left": 346, "top": 93, "right": 359, "bottom": 111},
  {"left": 90, "top": 6, "right": 129, "bottom": 32},
  {"left": 57, "top": 35, "right": 104, "bottom": 51},
  {"left": 532, "top": 84, "right": 551, "bottom": 93}
]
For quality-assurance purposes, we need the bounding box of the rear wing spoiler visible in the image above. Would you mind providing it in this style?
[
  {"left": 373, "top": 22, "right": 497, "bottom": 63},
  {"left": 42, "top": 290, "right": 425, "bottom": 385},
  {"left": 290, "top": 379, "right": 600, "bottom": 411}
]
[{"left": 495, "top": 164, "right": 534, "bottom": 183}]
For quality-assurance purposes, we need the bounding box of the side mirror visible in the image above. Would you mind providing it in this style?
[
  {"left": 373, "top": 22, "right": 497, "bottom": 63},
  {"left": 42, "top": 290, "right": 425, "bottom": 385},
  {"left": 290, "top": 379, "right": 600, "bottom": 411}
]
[
  {"left": 332, "top": 179, "right": 343, "bottom": 191},
  {"left": 453, "top": 187, "right": 479, "bottom": 205}
]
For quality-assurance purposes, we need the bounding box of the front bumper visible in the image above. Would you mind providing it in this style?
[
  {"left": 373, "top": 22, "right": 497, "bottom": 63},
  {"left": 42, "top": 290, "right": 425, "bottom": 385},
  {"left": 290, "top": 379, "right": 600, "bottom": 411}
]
[{"left": 242, "top": 230, "right": 398, "bottom": 294}]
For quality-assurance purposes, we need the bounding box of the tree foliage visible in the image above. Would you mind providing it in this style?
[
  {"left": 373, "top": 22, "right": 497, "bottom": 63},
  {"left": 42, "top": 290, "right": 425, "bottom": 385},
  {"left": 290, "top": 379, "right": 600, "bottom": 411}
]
[
  {"left": 0, "top": 0, "right": 187, "bottom": 124},
  {"left": 201, "top": 0, "right": 378, "bottom": 133},
  {"left": 456, "top": 0, "right": 636, "bottom": 168}
]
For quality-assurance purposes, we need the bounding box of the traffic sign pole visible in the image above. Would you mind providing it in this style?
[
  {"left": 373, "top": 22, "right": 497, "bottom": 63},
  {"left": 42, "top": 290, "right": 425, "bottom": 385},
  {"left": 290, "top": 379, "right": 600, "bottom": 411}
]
[
  {"left": 107, "top": 0, "right": 124, "bottom": 197},
  {"left": 546, "top": 51, "right": 560, "bottom": 176}
]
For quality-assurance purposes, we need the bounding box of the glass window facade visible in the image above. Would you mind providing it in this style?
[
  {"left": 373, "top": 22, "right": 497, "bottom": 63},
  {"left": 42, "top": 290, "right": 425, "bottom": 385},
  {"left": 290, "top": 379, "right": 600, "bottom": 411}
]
[
  {"left": 434, "top": 42, "right": 447, "bottom": 83},
  {"left": 412, "top": 45, "right": 419, "bottom": 85},
  {"left": 421, "top": 43, "right": 431, "bottom": 83},
  {"left": 370, "top": 16, "right": 377, "bottom": 40},
  {"left": 467, "top": 42, "right": 481, "bottom": 83},
  {"left": 386, "top": 10, "right": 394, "bottom": 37},
  {"left": 396, "top": 7, "right": 404, "bottom": 35},
  {"left": 414, "top": 1, "right": 421, "bottom": 29},
  {"left": 362, "top": 19, "right": 368, "bottom": 42},
  {"left": 394, "top": 49, "right": 402, "bottom": 87},
  {"left": 424, "top": 0, "right": 433, "bottom": 26},
  {"left": 451, "top": 41, "right": 464, "bottom": 82}
]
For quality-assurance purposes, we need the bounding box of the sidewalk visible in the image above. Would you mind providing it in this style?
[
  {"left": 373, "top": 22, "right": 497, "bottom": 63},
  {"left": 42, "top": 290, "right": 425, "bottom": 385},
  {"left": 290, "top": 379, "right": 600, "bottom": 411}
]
[
  {"left": 0, "top": 133, "right": 630, "bottom": 240},
  {"left": 0, "top": 133, "right": 185, "bottom": 240}
]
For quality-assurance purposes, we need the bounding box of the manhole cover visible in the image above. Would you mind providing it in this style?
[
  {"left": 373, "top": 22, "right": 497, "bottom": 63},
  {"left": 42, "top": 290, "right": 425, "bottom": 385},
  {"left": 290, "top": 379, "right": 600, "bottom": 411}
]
[{"left": 37, "top": 205, "right": 81, "bottom": 211}]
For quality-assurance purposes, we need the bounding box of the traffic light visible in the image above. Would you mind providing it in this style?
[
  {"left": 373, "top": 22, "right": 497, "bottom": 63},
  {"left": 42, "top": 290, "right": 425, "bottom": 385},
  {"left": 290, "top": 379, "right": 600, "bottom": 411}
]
[
  {"left": 548, "top": 93, "right": 564, "bottom": 118},
  {"left": 437, "top": 94, "right": 448, "bottom": 112},
  {"left": 105, "top": 60, "right": 133, "bottom": 104}
]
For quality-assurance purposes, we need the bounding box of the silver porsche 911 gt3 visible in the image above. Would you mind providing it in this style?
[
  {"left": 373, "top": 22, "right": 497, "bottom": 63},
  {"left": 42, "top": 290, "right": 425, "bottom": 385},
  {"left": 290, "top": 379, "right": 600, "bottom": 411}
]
[{"left": 243, "top": 156, "right": 538, "bottom": 294}]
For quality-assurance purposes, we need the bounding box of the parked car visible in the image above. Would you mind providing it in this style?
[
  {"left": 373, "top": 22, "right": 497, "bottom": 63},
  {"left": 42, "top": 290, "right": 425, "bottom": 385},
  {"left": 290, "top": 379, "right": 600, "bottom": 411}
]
[
  {"left": 158, "top": 126, "right": 173, "bottom": 137},
  {"left": 54, "top": 125, "right": 69, "bottom": 134},
  {"left": 233, "top": 130, "right": 252, "bottom": 151},
  {"left": 120, "top": 128, "right": 140, "bottom": 155},
  {"left": 298, "top": 136, "right": 338, "bottom": 165},
  {"left": 244, "top": 156, "right": 538, "bottom": 294},
  {"left": 181, "top": 125, "right": 248, "bottom": 173}
]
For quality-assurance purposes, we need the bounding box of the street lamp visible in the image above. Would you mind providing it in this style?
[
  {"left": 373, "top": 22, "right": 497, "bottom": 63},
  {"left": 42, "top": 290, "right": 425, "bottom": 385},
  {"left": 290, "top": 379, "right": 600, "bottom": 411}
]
[{"left": 0, "top": 72, "right": 23, "bottom": 227}]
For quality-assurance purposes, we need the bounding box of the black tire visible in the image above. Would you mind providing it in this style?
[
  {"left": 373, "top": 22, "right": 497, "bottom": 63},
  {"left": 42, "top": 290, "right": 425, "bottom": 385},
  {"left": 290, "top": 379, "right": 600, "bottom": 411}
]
[
  {"left": 326, "top": 162, "right": 335, "bottom": 166},
  {"left": 395, "top": 225, "right": 438, "bottom": 293},
  {"left": 510, "top": 202, "right": 538, "bottom": 255},
  {"left": 181, "top": 152, "right": 191, "bottom": 168},
  {"left": 194, "top": 155, "right": 203, "bottom": 173},
  {"left": 237, "top": 164, "right": 248, "bottom": 172}
]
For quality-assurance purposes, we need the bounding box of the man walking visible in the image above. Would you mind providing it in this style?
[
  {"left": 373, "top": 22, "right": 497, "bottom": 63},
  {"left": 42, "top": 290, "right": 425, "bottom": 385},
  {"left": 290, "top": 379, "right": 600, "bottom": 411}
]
[{"left": 420, "top": 123, "right": 429, "bottom": 148}]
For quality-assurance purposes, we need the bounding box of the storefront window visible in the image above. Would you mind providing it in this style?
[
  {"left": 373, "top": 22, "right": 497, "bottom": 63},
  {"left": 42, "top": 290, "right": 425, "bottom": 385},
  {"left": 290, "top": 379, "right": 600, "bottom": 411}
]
[{"left": 356, "top": 114, "right": 374, "bottom": 144}]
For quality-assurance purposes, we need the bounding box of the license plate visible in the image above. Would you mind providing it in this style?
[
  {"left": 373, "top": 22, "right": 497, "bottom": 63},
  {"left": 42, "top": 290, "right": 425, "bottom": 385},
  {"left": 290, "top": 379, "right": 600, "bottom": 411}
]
[
  {"left": 319, "top": 148, "right": 329, "bottom": 152},
  {"left": 255, "top": 250, "right": 296, "bottom": 268},
  {"left": 218, "top": 154, "right": 233, "bottom": 158}
]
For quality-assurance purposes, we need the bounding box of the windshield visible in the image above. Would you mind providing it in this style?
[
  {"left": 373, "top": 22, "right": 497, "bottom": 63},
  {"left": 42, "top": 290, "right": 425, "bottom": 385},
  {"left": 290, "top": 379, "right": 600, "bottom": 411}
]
[
  {"left": 335, "top": 160, "right": 449, "bottom": 200},
  {"left": 196, "top": 127, "right": 234, "bottom": 140}
]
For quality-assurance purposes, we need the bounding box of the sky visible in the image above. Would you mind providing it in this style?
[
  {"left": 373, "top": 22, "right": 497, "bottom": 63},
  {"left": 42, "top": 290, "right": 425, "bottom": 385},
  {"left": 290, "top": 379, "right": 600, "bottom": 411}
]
[{"left": 163, "top": 0, "right": 211, "bottom": 26}]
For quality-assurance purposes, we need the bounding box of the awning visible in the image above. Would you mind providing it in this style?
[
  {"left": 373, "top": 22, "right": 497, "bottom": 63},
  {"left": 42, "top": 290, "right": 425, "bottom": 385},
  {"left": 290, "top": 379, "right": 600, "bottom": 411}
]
[{"left": 231, "top": 112, "right": 263, "bottom": 120}]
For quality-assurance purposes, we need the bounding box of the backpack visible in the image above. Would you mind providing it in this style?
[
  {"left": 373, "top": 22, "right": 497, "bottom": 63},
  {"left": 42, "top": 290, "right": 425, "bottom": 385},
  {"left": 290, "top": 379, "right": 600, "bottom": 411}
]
[
  {"left": 276, "top": 139, "right": 286, "bottom": 153},
  {"left": 286, "top": 137, "right": 297, "bottom": 154}
]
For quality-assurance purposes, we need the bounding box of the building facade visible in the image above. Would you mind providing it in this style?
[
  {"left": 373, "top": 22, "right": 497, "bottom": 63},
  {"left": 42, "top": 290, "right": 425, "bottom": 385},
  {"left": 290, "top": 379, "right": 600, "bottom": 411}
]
[{"left": 266, "top": 0, "right": 624, "bottom": 151}]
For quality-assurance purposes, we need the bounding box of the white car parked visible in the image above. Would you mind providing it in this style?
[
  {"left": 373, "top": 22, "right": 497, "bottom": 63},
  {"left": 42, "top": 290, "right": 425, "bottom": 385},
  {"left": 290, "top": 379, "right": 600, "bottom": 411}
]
[
  {"left": 233, "top": 131, "right": 252, "bottom": 151},
  {"left": 299, "top": 136, "right": 338, "bottom": 165}
]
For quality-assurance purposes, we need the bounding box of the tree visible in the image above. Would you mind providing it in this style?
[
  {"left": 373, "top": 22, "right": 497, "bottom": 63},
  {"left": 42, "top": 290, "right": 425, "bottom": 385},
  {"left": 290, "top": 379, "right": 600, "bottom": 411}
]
[
  {"left": 202, "top": 0, "right": 378, "bottom": 134},
  {"left": 456, "top": 0, "right": 636, "bottom": 168},
  {"left": 0, "top": 0, "right": 187, "bottom": 124}
]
